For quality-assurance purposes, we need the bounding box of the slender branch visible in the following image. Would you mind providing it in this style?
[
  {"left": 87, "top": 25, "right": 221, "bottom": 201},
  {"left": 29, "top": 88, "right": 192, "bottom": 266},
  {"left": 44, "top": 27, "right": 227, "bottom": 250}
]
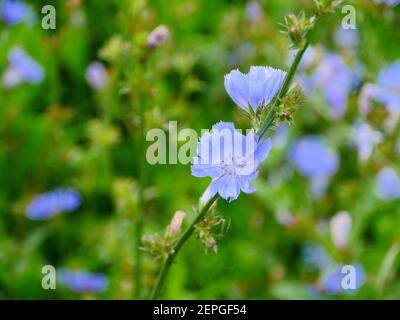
[
  {"left": 257, "top": 13, "right": 324, "bottom": 140},
  {"left": 135, "top": 94, "right": 147, "bottom": 298},
  {"left": 150, "top": 194, "right": 219, "bottom": 299}
]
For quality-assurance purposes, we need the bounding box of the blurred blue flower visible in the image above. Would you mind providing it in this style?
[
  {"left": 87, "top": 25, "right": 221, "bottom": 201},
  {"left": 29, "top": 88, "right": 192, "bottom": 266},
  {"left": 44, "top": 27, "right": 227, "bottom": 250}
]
[
  {"left": 245, "top": 0, "right": 262, "bottom": 23},
  {"left": 373, "top": 0, "right": 400, "bottom": 6},
  {"left": 373, "top": 60, "right": 400, "bottom": 112},
  {"left": 59, "top": 269, "right": 108, "bottom": 293},
  {"left": 313, "top": 53, "right": 354, "bottom": 118},
  {"left": 0, "top": 0, "right": 31, "bottom": 25},
  {"left": 224, "top": 66, "right": 286, "bottom": 112},
  {"left": 351, "top": 121, "right": 382, "bottom": 162},
  {"left": 26, "top": 188, "right": 82, "bottom": 220},
  {"left": 2, "top": 47, "right": 44, "bottom": 88},
  {"left": 147, "top": 24, "right": 170, "bottom": 49},
  {"left": 297, "top": 46, "right": 319, "bottom": 71},
  {"left": 323, "top": 264, "right": 365, "bottom": 295},
  {"left": 334, "top": 28, "right": 359, "bottom": 53},
  {"left": 289, "top": 135, "right": 339, "bottom": 178},
  {"left": 288, "top": 136, "right": 339, "bottom": 197},
  {"left": 375, "top": 167, "right": 400, "bottom": 200},
  {"left": 302, "top": 245, "right": 331, "bottom": 271},
  {"left": 85, "top": 61, "right": 108, "bottom": 90},
  {"left": 330, "top": 211, "right": 352, "bottom": 249},
  {"left": 273, "top": 123, "right": 290, "bottom": 149},
  {"left": 192, "top": 121, "right": 272, "bottom": 202}
]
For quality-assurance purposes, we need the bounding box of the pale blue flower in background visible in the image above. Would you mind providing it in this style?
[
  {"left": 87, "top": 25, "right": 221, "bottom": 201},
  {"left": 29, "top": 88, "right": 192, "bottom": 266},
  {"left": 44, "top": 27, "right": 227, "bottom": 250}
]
[
  {"left": 273, "top": 123, "right": 290, "bottom": 149},
  {"left": 59, "top": 269, "right": 108, "bottom": 293},
  {"left": 288, "top": 136, "right": 339, "bottom": 177},
  {"left": 309, "top": 175, "right": 331, "bottom": 198},
  {"left": 330, "top": 211, "right": 352, "bottom": 249},
  {"left": 26, "top": 188, "right": 82, "bottom": 220},
  {"left": 302, "top": 245, "right": 331, "bottom": 271},
  {"left": 351, "top": 121, "right": 382, "bottom": 162},
  {"left": 288, "top": 46, "right": 320, "bottom": 71},
  {"left": 313, "top": 53, "right": 354, "bottom": 118},
  {"left": 295, "top": 73, "right": 314, "bottom": 96},
  {"left": 288, "top": 135, "right": 339, "bottom": 197},
  {"left": 85, "top": 61, "right": 108, "bottom": 90},
  {"left": 375, "top": 167, "right": 400, "bottom": 201},
  {"left": 224, "top": 66, "right": 286, "bottom": 113},
  {"left": 275, "top": 208, "right": 296, "bottom": 227},
  {"left": 373, "top": 60, "right": 400, "bottom": 112},
  {"left": 373, "top": 0, "right": 400, "bottom": 6},
  {"left": 2, "top": 47, "right": 44, "bottom": 88},
  {"left": 334, "top": 28, "right": 359, "bottom": 53},
  {"left": 245, "top": 0, "right": 262, "bottom": 23},
  {"left": 228, "top": 42, "right": 257, "bottom": 66},
  {"left": 295, "top": 51, "right": 363, "bottom": 119},
  {"left": 323, "top": 264, "right": 365, "bottom": 295},
  {"left": 147, "top": 24, "right": 170, "bottom": 49},
  {"left": 192, "top": 121, "right": 272, "bottom": 202},
  {"left": 0, "top": 0, "right": 31, "bottom": 25}
]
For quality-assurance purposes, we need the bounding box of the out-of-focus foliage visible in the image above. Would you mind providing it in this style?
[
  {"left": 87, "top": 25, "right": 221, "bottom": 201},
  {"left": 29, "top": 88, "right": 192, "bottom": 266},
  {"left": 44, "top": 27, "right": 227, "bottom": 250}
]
[{"left": 1, "top": 0, "right": 400, "bottom": 299}]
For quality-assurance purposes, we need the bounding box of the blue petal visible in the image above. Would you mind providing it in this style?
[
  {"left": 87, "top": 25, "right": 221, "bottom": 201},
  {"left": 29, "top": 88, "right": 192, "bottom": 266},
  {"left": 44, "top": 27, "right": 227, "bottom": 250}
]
[
  {"left": 248, "top": 66, "right": 268, "bottom": 110},
  {"left": 262, "top": 68, "right": 286, "bottom": 105},
  {"left": 224, "top": 70, "right": 249, "bottom": 111},
  {"left": 215, "top": 175, "right": 241, "bottom": 201},
  {"left": 212, "top": 121, "right": 235, "bottom": 133},
  {"left": 191, "top": 163, "right": 223, "bottom": 178},
  {"left": 254, "top": 138, "right": 272, "bottom": 163},
  {"left": 237, "top": 176, "right": 256, "bottom": 194},
  {"left": 200, "top": 181, "right": 219, "bottom": 204}
]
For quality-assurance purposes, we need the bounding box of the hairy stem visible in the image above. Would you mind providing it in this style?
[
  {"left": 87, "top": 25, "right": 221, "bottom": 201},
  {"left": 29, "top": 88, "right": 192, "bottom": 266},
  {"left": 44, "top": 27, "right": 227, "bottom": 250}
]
[
  {"left": 151, "top": 194, "right": 219, "bottom": 299},
  {"left": 257, "top": 12, "right": 325, "bottom": 140},
  {"left": 135, "top": 93, "right": 147, "bottom": 298}
]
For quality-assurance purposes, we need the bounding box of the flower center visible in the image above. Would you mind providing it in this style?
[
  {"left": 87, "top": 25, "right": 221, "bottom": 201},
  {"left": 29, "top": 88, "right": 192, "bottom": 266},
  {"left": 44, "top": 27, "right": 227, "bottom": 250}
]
[{"left": 223, "top": 156, "right": 246, "bottom": 175}]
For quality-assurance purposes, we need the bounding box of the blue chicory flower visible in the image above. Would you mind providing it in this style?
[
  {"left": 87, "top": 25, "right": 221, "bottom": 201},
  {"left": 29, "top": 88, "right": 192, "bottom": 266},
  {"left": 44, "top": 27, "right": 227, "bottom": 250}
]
[
  {"left": 147, "top": 24, "right": 170, "bottom": 49},
  {"left": 330, "top": 211, "right": 352, "bottom": 249},
  {"left": 0, "top": 0, "right": 31, "bottom": 25},
  {"left": 288, "top": 46, "right": 320, "bottom": 72},
  {"left": 2, "top": 47, "right": 44, "bottom": 88},
  {"left": 312, "top": 53, "right": 354, "bottom": 118},
  {"left": 288, "top": 135, "right": 339, "bottom": 197},
  {"left": 58, "top": 269, "right": 108, "bottom": 293},
  {"left": 323, "top": 264, "right": 365, "bottom": 295},
  {"left": 373, "top": 0, "right": 400, "bottom": 6},
  {"left": 191, "top": 121, "right": 272, "bottom": 202},
  {"left": 375, "top": 167, "right": 400, "bottom": 201},
  {"left": 288, "top": 135, "right": 339, "bottom": 178},
  {"left": 245, "top": 0, "right": 262, "bottom": 23},
  {"left": 373, "top": 60, "right": 400, "bottom": 112},
  {"left": 224, "top": 66, "right": 286, "bottom": 113},
  {"left": 334, "top": 28, "right": 359, "bottom": 54},
  {"left": 26, "top": 188, "right": 82, "bottom": 220},
  {"left": 85, "top": 61, "right": 108, "bottom": 90},
  {"left": 302, "top": 244, "right": 331, "bottom": 271},
  {"left": 351, "top": 121, "right": 382, "bottom": 162}
]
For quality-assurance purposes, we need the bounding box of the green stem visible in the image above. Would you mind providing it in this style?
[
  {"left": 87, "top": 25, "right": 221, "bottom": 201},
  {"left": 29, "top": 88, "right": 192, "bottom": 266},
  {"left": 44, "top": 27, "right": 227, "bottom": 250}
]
[
  {"left": 256, "top": 14, "right": 324, "bottom": 140},
  {"left": 134, "top": 93, "right": 147, "bottom": 298},
  {"left": 150, "top": 194, "right": 219, "bottom": 299},
  {"left": 376, "top": 242, "right": 400, "bottom": 295}
]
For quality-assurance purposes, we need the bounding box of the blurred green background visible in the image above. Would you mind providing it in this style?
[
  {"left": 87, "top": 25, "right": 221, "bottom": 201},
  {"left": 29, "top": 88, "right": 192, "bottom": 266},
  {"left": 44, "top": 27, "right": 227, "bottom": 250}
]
[{"left": 1, "top": 0, "right": 400, "bottom": 299}]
